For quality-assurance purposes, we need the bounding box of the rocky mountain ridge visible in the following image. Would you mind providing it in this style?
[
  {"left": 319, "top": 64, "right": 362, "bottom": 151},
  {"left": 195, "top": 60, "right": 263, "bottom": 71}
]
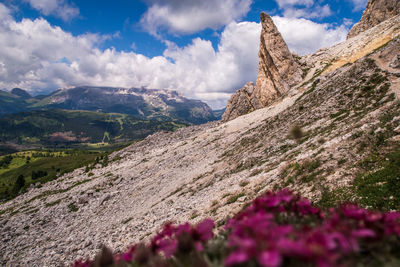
[
  {"left": 223, "top": 9, "right": 400, "bottom": 122},
  {"left": 253, "top": 13, "right": 302, "bottom": 109},
  {"left": 0, "top": 86, "right": 216, "bottom": 124},
  {"left": 221, "top": 82, "right": 256, "bottom": 122},
  {"left": 222, "top": 12, "right": 302, "bottom": 122},
  {"left": 10, "top": 88, "right": 31, "bottom": 99},
  {"left": 1, "top": 2, "right": 400, "bottom": 266},
  {"left": 39, "top": 86, "right": 216, "bottom": 124},
  {"left": 347, "top": 0, "right": 400, "bottom": 39}
]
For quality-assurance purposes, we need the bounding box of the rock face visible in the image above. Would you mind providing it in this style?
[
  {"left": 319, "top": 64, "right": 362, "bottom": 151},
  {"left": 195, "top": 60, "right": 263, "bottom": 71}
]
[
  {"left": 390, "top": 54, "right": 400, "bottom": 69},
  {"left": 253, "top": 12, "right": 302, "bottom": 108},
  {"left": 221, "top": 82, "right": 256, "bottom": 122},
  {"left": 347, "top": 0, "right": 400, "bottom": 39},
  {"left": 222, "top": 12, "right": 302, "bottom": 122}
]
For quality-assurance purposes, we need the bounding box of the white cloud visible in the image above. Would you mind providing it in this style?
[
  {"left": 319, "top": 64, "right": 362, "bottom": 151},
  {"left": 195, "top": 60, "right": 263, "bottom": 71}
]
[
  {"left": 140, "top": 0, "right": 253, "bottom": 35},
  {"left": 0, "top": 3, "right": 349, "bottom": 109},
  {"left": 274, "top": 0, "right": 333, "bottom": 19},
  {"left": 25, "top": 0, "right": 79, "bottom": 21},
  {"left": 0, "top": 3, "right": 13, "bottom": 22},
  {"left": 275, "top": 0, "right": 314, "bottom": 8},
  {"left": 272, "top": 16, "right": 348, "bottom": 55},
  {"left": 282, "top": 4, "right": 333, "bottom": 19},
  {"left": 0, "top": 3, "right": 260, "bottom": 108},
  {"left": 350, "top": 0, "right": 368, "bottom": 11},
  {"left": 163, "top": 21, "right": 261, "bottom": 107}
]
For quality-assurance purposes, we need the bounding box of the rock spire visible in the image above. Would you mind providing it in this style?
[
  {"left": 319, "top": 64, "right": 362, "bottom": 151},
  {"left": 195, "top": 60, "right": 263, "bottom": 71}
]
[{"left": 222, "top": 12, "right": 302, "bottom": 122}]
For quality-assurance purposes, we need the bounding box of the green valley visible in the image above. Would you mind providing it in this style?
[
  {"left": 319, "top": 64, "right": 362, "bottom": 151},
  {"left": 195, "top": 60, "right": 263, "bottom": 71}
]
[
  {"left": 0, "top": 109, "right": 185, "bottom": 153},
  {"left": 0, "top": 150, "right": 103, "bottom": 201}
]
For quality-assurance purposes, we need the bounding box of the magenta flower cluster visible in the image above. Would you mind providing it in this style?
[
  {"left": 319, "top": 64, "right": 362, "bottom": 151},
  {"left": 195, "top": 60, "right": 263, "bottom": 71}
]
[
  {"left": 72, "top": 189, "right": 400, "bottom": 267},
  {"left": 73, "top": 218, "right": 215, "bottom": 267},
  {"left": 225, "top": 189, "right": 400, "bottom": 267}
]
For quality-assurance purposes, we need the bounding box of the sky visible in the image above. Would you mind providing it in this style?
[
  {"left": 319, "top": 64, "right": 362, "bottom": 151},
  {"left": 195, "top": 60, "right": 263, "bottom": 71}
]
[{"left": 0, "top": 0, "right": 368, "bottom": 109}]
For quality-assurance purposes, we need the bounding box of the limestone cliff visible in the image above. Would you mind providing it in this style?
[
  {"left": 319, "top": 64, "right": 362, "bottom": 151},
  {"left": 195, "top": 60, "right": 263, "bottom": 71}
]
[
  {"left": 253, "top": 12, "right": 302, "bottom": 108},
  {"left": 347, "top": 0, "right": 400, "bottom": 39},
  {"left": 222, "top": 12, "right": 302, "bottom": 122},
  {"left": 221, "top": 82, "right": 256, "bottom": 122}
]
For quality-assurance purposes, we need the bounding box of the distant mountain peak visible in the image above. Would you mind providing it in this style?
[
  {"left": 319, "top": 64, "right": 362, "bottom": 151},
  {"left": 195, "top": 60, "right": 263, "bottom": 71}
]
[
  {"left": 1, "top": 85, "right": 216, "bottom": 124},
  {"left": 10, "top": 88, "right": 31, "bottom": 99},
  {"left": 34, "top": 86, "right": 216, "bottom": 124}
]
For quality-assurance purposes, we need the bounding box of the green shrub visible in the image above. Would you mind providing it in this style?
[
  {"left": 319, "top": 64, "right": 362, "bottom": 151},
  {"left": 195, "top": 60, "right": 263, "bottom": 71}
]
[
  {"left": 12, "top": 175, "right": 25, "bottom": 194},
  {"left": 226, "top": 193, "right": 245, "bottom": 204},
  {"left": 68, "top": 203, "right": 79, "bottom": 212},
  {"left": 0, "top": 155, "right": 13, "bottom": 168},
  {"left": 31, "top": 170, "right": 48, "bottom": 180}
]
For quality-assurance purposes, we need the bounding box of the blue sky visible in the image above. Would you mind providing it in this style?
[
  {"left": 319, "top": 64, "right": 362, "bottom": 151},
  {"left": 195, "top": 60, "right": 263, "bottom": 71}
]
[{"left": 0, "top": 0, "right": 367, "bottom": 108}]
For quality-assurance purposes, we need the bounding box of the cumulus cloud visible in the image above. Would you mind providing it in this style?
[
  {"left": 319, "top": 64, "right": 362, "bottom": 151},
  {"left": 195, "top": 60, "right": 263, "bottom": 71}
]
[
  {"left": 350, "top": 0, "right": 368, "bottom": 11},
  {"left": 271, "top": 1, "right": 348, "bottom": 54},
  {"left": 0, "top": 3, "right": 349, "bottom": 109},
  {"left": 162, "top": 21, "right": 261, "bottom": 107},
  {"left": 24, "top": 0, "right": 79, "bottom": 21},
  {"left": 282, "top": 4, "right": 333, "bottom": 19},
  {"left": 273, "top": 16, "right": 348, "bottom": 55},
  {"left": 0, "top": 3, "right": 13, "bottom": 22},
  {"left": 0, "top": 2, "right": 260, "bottom": 108},
  {"left": 140, "top": 0, "right": 253, "bottom": 35},
  {"left": 274, "top": 0, "right": 333, "bottom": 19},
  {"left": 275, "top": 0, "right": 314, "bottom": 8}
]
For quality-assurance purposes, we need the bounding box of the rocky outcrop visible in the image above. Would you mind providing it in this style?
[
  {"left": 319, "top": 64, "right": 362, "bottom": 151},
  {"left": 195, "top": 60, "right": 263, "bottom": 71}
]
[
  {"left": 253, "top": 12, "right": 302, "bottom": 108},
  {"left": 347, "top": 0, "right": 400, "bottom": 39},
  {"left": 221, "top": 82, "right": 256, "bottom": 122},
  {"left": 390, "top": 55, "right": 400, "bottom": 68},
  {"left": 222, "top": 12, "right": 302, "bottom": 122}
]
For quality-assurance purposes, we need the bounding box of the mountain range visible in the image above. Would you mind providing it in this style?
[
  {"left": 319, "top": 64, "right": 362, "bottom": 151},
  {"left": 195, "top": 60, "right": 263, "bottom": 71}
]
[
  {"left": 0, "top": 86, "right": 216, "bottom": 124},
  {"left": 0, "top": 109, "right": 185, "bottom": 152},
  {"left": 0, "top": 86, "right": 216, "bottom": 152}
]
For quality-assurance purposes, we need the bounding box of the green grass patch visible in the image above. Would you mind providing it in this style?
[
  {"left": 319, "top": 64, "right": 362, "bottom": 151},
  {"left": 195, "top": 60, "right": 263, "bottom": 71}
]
[
  {"left": 296, "top": 80, "right": 320, "bottom": 103},
  {"left": 22, "top": 178, "right": 91, "bottom": 204},
  {"left": 317, "top": 147, "right": 400, "bottom": 211},
  {"left": 122, "top": 217, "right": 133, "bottom": 224},
  {"left": 330, "top": 109, "right": 350, "bottom": 121},
  {"left": 226, "top": 193, "right": 245, "bottom": 205},
  {"left": 0, "top": 150, "right": 99, "bottom": 200},
  {"left": 45, "top": 199, "right": 62, "bottom": 207},
  {"left": 282, "top": 159, "right": 322, "bottom": 186},
  {"left": 68, "top": 203, "right": 78, "bottom": 212},
  {"left": 317, "top": 187, "right": 352, "bottom": 209},
  {"left": 353, "top": 149, "right": 400, "bottom": 210}
]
